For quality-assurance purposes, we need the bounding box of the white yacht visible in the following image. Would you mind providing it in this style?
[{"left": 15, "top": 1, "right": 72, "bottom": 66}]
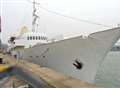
[
  {"left": 7, "top": 1, "right": 120, "bottom": 84},
  {"left": 8, "top": 27, "right": 120, "bottom": 84}
]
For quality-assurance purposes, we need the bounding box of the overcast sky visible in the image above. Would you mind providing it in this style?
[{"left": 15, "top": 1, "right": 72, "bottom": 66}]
[{"left": 1, "top": 0, "right": 120, "bottom": 43}]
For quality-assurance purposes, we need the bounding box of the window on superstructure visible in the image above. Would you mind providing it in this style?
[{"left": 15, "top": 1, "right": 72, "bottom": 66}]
[
  {"left": 33, "top": 36, "right": 35, "bottom": 40},
  {"left": 36, "top": 36, "right": 38, "bottom": 40},
  {"left": 39, "top": 36, "right": 41, "bottom": 40},
  {"left": 30, "top": 36, "right": 32, "bottom": 40},
  {"left": 27, "top": 36, "right": 29, "bottom": 40}
]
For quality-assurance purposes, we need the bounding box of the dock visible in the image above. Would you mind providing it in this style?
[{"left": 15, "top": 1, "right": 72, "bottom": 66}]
[{"left": 0, "top": 53, "right": 98, "bottom": 88}]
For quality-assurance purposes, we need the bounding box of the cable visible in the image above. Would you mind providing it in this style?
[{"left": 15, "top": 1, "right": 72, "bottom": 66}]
[
  {"left": 39, "top": 6, "right": 112, "bottom": 28},
  {"left": 26, "top": 0, "right": 112, "bottom": 28}
]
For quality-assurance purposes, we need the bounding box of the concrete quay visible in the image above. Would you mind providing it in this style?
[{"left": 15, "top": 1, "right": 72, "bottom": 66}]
[{"left": 0, "top": 53, "right": 99, "bottom": 88}]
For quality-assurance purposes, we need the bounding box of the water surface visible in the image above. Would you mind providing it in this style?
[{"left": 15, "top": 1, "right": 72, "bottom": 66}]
[{"left": 95, "top": 52, "right": 120, "bottom": 88}]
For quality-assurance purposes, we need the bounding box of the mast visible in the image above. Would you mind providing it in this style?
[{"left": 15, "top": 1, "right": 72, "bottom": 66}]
[
  {"left": 0, "top": 16, "right": 1, "bottom": 33},
  {"left": 0, "top": 16, "right": 1, "bottom": 47},
  {"left": 32, "top": 0, "right": 40, "bottom": 32}
]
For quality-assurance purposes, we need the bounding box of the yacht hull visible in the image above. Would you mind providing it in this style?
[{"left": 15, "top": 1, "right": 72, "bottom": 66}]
[{"left": 20, "top": 28, "right": 120, "bottom": 84}]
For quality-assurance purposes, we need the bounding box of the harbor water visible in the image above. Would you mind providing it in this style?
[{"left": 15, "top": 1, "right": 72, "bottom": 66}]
[{"left": 95, "top": 51, "right": 120, "bottom": 88}]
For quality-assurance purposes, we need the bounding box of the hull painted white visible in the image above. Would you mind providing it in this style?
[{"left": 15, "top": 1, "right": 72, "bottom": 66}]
[{"left": 21, "top": 28, "right": 120, "bottom": 84}]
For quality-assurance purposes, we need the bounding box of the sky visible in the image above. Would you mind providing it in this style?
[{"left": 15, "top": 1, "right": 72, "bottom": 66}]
[{"left": 0, "top": 0, "right": 120, "bottom": 43}]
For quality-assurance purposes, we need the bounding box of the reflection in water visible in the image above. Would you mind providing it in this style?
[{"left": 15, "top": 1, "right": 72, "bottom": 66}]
[
  {"left": 95, "top": 51, "right": 120, "bottom": 88},
  {"left": 111, "top": 45, "right": 120, "bottom": 51}
]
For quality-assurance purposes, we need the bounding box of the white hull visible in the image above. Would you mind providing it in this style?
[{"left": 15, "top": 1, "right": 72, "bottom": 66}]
[{"left": 21, "top": 27, "right": 120, "bottom": 84}]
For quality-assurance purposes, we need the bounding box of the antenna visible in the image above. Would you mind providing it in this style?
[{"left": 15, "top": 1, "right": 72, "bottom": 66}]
[{"left": 32, "top": 0, "right": 40, "bottom": 32}]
